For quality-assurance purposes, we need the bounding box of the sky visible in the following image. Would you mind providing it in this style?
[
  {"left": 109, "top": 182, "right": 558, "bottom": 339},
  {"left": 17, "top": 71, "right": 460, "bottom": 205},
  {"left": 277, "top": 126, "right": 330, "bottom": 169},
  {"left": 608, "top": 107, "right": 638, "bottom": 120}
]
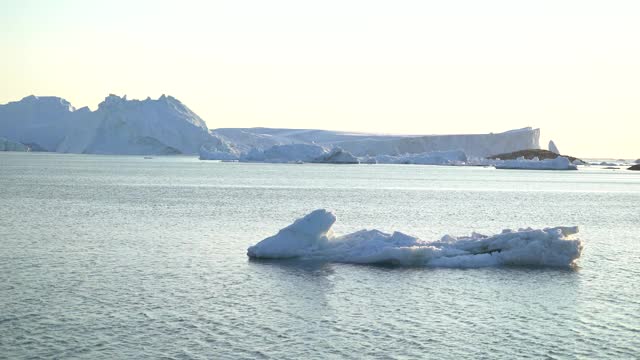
[{"left": 1, "top": 0, "right": 639, "bottom": 158}]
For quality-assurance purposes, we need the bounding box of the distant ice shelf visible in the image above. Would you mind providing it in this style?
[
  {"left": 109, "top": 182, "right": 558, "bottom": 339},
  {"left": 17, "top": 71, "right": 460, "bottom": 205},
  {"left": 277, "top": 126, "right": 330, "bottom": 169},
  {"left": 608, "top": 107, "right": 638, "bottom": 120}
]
[{"left": 247, "top": 209, "right": 583, "bottom": 268}]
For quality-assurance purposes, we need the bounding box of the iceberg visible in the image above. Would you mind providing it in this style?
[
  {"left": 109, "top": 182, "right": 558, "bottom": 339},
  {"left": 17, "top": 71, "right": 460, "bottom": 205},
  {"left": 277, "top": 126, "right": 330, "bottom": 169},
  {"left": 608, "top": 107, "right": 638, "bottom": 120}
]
[
  {"left": 495, "top": 156, "right": 577, "bottom": 170},
  {"left": 312, "top": 148, "right": 359, "bottom": 164},
  {"left": 247, "top": 210, "right": 583, "bottom": 268},
  {"left": 1, "top": 94, "right": 543, "bottom": 158},
  {"left": 242, "top": 143, "right": 329, "bottom": 163},
  {"left": 58, "top": 94, "right": 211, "bottom": 155},
  {"left": 213, "top": 127, "right": 541, "bottom": 158},
  {"left": 0, "top": 96, "right": 77, "bottom": 151},
  {"left": 548, "top": 140, "right": 560, "bottom": 154},
  {"left": 198, "top": 135, "right": 242, "bottom": 160},
  {"left": 1, "top": 94, "right": 212, "bottom": 155}
]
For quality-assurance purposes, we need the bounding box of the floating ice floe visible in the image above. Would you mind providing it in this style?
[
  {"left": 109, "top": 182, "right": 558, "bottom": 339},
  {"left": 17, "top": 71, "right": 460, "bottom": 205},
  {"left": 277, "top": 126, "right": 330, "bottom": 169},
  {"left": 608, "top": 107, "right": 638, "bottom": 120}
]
[
  {"left": 494, "top": 156, "right": 577, "bottom": 170},
  {"left": 247, "top": 210, "right": 583, "bottom": 268}
]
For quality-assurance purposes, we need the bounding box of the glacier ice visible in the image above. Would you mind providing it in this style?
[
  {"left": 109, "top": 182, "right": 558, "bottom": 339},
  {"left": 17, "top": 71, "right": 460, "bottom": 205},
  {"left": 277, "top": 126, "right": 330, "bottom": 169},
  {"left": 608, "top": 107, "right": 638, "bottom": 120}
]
[
  {"left": 0, "top": 96, "right": 76, "bottom": 151},
  {"left": 213, "top": 127, "right": 541, "bottom": 158},
  {"left": 198, "top": 135, "right": 242, "bottom": 160},
  {"left": 243, "top": 144, "right": 330, "bottom": 163},
  {"left": 494, "top": 156, "right": 577, "bottom": 170},
  {"left": 312, "top": 148, "right": 359, "bottom": 164},
  {"left": 1, "top": 94, "right": 542, "bottom": 158},
  {"left": 0, "top": 94, "right": 212, "bottom": 155},
  {"left": 247, "top": 210, "right": 583, "bottom": 268},
  {"left": 548, "top": 140, "right": 560, "bottom": 154}
]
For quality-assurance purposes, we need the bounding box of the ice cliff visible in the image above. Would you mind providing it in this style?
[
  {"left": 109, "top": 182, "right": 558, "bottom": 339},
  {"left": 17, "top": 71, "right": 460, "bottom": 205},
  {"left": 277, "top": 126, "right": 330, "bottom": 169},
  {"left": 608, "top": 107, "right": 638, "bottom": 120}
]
[{"left": 213, "top": 127, "right": 540, "bottom": 158}]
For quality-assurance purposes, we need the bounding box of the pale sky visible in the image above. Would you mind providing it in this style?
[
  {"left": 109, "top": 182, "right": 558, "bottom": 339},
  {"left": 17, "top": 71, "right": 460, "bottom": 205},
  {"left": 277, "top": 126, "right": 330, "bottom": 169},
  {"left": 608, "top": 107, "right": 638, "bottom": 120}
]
[{"left": 1, "top": 0, "right": 639, "bottom": 158}]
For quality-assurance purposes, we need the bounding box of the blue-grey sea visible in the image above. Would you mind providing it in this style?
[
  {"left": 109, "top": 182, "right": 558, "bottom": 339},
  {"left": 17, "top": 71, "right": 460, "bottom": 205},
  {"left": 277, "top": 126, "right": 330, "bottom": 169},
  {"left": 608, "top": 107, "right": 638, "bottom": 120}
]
[{"left": 1, "top": 152, "right": 639, "bottom": 359}]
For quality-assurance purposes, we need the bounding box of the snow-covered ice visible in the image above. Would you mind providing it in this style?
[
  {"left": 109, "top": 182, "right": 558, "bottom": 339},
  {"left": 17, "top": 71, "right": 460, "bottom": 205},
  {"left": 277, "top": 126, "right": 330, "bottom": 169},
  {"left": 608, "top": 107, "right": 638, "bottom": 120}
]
[
  {"left": 1, "top": 95, "right": 212, "bottom": 155},
  {"left": 495, "top": 156, "right": 577, "bottom": 170},
  {"left": 1, "top": 94, "right": 542, "bottom": 158},
  {"left": 213, "top": 127, "right": 541, "bottom": 158},
  {"left": 1, "top": 94, "right": 545, "bottom": 159},
  {"left": 247, "top": 210, "right": 583, "bottom": 268}
]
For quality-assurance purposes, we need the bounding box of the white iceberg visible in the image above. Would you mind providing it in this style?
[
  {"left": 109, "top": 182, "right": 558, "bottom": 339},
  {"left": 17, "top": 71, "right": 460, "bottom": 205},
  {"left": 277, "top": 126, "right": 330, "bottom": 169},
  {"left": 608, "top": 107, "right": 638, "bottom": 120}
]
[
  {"left": 247, "top": 210, "right": 583, "bottom": 268},
  {"left": 1, "top": 94, "right": 213, "bottom": 155},
  {"left": 548, "top": 140, "right": 560, "bottom": 154},
  {"left": 2, "top": 94, "right": 544, "bottom": 158},
  {"left": 215, "top": 127, "right": 541, "bottom": 158},
  {"left": 495, "top": 156, "right": 577, "bottom": 170}
]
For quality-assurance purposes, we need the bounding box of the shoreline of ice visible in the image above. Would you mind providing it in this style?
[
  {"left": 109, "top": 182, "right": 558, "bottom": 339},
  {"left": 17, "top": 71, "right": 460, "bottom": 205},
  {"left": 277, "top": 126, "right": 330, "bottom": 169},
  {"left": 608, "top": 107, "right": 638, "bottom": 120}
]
[{"left": 247, "top": 210, "right": 583, "bottom": 268}]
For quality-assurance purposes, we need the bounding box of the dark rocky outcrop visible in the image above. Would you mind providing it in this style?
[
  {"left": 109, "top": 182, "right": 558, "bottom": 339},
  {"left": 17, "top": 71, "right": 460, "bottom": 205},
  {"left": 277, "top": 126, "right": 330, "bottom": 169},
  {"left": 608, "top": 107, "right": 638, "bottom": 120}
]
[
  {"left": 628, "top": 164, "right": 640, "bottom": 171},
  {"left": 488, "top": 149, "right": 581, "bottom": 163}
]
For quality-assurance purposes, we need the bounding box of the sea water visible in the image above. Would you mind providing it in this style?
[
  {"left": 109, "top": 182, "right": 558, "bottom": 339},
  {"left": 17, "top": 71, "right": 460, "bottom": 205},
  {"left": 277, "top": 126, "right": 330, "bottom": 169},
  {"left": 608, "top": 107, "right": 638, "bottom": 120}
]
[{"left": 1, "top": 152, "right": 639, "bottom": 359}]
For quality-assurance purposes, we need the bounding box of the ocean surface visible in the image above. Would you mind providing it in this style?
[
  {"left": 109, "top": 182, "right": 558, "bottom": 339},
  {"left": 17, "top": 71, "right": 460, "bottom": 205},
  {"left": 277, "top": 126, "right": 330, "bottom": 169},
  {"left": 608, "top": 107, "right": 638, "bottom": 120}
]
[{"left": 1, "top": 152, "right": 639, "bottom": 359}]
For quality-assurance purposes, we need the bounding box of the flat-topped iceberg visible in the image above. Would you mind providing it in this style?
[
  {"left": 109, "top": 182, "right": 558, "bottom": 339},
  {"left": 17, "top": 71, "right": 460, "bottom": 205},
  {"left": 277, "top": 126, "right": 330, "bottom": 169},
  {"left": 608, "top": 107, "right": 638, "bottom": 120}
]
[
  {"left": 495, "top": 156, "right": 577, "bottom": 170},
  {"left": 215, "top": 127, "right": 541, "bottom": 158},
  {"left": 247, "top": 210, "right": 583, "bottom": 268}
]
